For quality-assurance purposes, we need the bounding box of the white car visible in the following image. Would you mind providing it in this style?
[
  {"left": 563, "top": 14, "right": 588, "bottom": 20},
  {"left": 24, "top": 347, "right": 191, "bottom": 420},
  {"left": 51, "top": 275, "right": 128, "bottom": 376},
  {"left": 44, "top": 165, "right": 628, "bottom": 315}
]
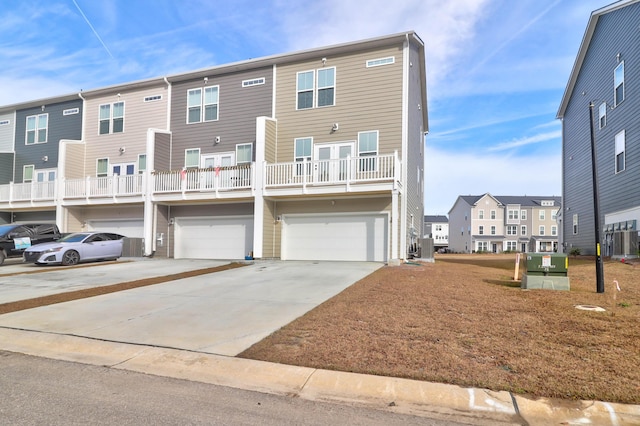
[{"left": 23, "top": 232, "right": 125, "bottom": 266}]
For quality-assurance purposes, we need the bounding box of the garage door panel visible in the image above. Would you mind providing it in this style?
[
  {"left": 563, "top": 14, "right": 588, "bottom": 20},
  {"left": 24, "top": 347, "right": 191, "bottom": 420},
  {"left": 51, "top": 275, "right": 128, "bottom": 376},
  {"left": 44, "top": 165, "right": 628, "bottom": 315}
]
[
  {"left": 283, "top": 214, "right": 387, "bottom": 262},
  {"left": 175, "top": 217, "right": 253, "bottom": 260}
]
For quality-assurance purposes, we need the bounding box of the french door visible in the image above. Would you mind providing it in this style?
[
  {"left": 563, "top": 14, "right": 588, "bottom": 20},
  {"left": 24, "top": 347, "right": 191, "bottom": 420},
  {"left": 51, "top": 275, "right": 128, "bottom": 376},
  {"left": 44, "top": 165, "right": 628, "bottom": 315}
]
[{"left": 314, "top": 142, "right": 354, "bottom": 183}]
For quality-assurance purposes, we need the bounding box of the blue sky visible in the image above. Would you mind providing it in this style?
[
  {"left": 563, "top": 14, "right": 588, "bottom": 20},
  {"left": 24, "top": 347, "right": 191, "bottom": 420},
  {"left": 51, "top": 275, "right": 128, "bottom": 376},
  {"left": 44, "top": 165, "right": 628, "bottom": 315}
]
[{"left": 0, "top": 0, "right": 611, "bottom": 214}]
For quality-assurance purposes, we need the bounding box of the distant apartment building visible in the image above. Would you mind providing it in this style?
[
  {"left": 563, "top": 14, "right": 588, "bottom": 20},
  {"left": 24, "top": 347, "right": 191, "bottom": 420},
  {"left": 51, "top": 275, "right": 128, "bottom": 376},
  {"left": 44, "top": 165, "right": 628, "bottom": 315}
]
[
  {"left": 424, "top": 215, "right": 448, "bottom": 250},
  {"left": 448, "top": 194, "right": 561, "bottom": 253},
  {"left": 557, "top": 0, "right": 640, "bottom": 258}
]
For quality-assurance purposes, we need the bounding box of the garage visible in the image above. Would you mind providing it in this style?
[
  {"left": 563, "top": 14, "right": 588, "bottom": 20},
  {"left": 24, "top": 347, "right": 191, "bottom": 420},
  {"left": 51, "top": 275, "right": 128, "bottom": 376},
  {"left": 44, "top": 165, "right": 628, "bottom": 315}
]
[
  {"left": 282, "top": 213, "right": 388, "bottom": 262},
  {"left": 174, "top": 216, "right": 253, "bottom": 260},
  {"left": 88, "top": 219, "right": 144, "bottom": 238}
]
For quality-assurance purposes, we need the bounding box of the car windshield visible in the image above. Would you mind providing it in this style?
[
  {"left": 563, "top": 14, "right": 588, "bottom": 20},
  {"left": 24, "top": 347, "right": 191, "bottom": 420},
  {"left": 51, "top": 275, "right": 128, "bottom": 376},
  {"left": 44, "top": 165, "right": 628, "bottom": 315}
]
[
  {"left": 58, "top": 233, "right": 90, "bottom": 243},
  {"left": 0, "top": 225, "right": 16, "bottom": 237}
]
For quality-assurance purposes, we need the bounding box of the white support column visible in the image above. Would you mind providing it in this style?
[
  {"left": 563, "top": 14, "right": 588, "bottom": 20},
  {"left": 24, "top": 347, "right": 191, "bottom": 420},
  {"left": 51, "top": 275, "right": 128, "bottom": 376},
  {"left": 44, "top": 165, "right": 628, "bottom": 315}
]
[
  {"left": 252, "top": 117, "right": 267, "bottom": 259},
  {"left": 143, "top": 128, "right": 157, "bottom": 256},
  {"left": 391, "top": 188, "right": 399, "bottom": 261}
]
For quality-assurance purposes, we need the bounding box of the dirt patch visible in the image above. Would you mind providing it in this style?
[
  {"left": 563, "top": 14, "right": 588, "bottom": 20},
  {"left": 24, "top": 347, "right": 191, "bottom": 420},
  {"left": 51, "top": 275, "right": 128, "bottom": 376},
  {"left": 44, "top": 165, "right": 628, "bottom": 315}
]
[
  {"left": 0, "top": 262, "right": 246, "bottom": 315},
  {"left": 239, "top": 254, "right": 640, "bottom": 405}
]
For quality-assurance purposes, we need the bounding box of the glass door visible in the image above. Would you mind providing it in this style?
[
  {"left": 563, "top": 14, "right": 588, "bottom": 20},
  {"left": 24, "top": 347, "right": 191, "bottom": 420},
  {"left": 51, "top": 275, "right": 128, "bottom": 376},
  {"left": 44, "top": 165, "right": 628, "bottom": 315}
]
[{"left": 313, "top": 142, "right": 354, "bottom": 183}]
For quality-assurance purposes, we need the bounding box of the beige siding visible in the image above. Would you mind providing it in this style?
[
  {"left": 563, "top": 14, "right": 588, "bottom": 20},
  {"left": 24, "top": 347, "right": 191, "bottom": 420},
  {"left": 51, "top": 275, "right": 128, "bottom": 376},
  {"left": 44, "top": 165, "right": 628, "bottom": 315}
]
[
  {"left": 0, "top": 112, "right": 14, "bottom": 151},
  {"left": 274, "top": 45, "right": 404, "bottom": 163},
  {"left": 262, "top": 199, "right": 277, "bottom": 258},
  {"left": 64, "top": 143, "right": 86, "bottom": 179},
  {"left": 83, "top": 84, "right": 169, "bottom": 176},
  {"left": 65, "top": 205, "right": 143, "bottom": 233},
  {"left": 265, "top": 119, "right": 277, "bottom": 163},
  {"left": 155, "top": 204, "right": 170, "bottom": 258}
]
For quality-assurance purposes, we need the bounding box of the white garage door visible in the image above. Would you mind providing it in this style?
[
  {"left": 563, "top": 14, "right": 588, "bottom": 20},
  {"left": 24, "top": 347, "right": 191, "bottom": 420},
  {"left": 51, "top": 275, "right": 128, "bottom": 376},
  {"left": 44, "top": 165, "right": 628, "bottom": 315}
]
[
  {"left": 88, "top": 219, "right": 144, "bottom": 238},
  {"left": 282, "top": 214, "right": 388, "bottom": 261},
  {"left": 174, "top": 216, "right": 253, "bottom": 260}
]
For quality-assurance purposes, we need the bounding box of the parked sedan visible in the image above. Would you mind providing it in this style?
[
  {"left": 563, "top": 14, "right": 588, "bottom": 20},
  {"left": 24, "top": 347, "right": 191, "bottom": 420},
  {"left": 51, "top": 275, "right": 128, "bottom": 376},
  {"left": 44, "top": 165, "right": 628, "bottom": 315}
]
[{"left": 23, "top": 232, "right": 125, "bottom": 266}]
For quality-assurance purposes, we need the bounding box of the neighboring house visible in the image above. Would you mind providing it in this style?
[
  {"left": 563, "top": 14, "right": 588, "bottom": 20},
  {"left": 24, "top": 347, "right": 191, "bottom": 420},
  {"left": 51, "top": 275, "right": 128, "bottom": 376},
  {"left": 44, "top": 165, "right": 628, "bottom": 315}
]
[
  {"left": 0, "top": 95, "right": 83, "bottom": 225},
  {"left": 448, "top": 194, "right": 561, "bottom": 253},
  {"left": 0, "top": 32, "right": 428, "bottom": 263},
  {"left": 557, "top": 0, "right": 640, "bottom": 258},
  {"left": 424, "top": 215, "right": 448, "bottom": 249}
]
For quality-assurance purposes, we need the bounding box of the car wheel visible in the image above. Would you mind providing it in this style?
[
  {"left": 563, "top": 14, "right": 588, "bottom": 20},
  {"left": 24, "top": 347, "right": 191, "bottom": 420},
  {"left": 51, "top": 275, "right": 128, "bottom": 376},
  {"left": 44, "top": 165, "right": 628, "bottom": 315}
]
[{"left": 61, "top": 250, "right": 80, "bottom": 266}]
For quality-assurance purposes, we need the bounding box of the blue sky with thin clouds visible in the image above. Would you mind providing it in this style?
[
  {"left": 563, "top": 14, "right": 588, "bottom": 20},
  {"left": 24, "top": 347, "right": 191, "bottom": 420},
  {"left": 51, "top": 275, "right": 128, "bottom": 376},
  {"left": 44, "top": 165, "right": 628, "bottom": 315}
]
[{"left": 0, "top": 0, "right": 611, "bottom": 214}]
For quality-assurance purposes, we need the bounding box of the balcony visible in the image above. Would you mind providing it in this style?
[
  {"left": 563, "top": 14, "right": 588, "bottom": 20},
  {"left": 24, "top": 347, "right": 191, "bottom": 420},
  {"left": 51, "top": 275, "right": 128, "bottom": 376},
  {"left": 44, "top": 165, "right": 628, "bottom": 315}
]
[
  {"left": 0, "top": 181, "right": 57, "bottom": 208},
  {"left": 63, "top": 174, "right": 145, "bottom": 205},
  {"left": 152, "top": 164, "right": 254, "bottom": 202},
  {"left": 264, "top": 153, "right": 399, "bottom": 196}
]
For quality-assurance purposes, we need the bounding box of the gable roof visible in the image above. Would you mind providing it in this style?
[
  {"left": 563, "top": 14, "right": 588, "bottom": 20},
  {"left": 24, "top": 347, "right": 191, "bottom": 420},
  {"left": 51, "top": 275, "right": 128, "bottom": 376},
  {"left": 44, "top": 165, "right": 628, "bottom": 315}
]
[
  {"left": 557, "top": 0, "right": 640, "bottom": 118},
  {"left": 424, "top": 215, "right": 448, "bottom": 223},
  {"left": 449, "top": 194, "right": 561, "bottom": 213}
]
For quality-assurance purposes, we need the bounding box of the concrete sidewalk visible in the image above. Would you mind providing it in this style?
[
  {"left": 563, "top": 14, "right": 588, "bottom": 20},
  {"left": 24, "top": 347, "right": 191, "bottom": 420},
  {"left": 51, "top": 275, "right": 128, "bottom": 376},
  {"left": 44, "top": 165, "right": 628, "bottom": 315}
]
[{"left": 0, "top": 258, "right": 638, "bottom": 425}]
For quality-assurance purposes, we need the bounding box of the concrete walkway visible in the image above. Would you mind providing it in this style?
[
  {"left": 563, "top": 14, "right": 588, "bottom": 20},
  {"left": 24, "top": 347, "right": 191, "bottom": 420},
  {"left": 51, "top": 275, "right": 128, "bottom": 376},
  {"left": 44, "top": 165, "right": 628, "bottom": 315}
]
[{"left": 0, "top": 258, "right": 638, "bottom": 425}]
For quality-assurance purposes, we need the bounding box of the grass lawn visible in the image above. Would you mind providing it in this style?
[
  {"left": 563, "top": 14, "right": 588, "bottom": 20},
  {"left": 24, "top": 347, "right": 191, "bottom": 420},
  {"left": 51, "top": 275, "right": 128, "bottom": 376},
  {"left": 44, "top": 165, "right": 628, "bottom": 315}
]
[{"left": 239, "top": 254, "right": 640, "bottom": 405}]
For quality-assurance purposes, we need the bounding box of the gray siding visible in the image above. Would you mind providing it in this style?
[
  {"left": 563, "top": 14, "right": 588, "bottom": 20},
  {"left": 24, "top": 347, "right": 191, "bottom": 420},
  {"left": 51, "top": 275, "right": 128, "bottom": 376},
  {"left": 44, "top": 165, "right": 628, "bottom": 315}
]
[
  {"left": 14, "top": 99, "right": 83, "bottom": 182},
  {"left": 169, "top": 67, "right": 273, "bottom": 169},
  {"left": 0, "top": 153, "right": 13, "bottom": 184},
  {"left": 562, "top": 2, "right": 640, "bottom": 254},
  {"left": 0, "top": 111, "right": 15, "bottom": 152}
]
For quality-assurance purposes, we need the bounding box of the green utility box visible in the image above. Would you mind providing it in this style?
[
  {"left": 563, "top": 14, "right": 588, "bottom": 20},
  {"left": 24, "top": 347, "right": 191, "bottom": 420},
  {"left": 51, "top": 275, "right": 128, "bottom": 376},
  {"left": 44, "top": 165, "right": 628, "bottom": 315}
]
[{"left": 521, "top": 253, "right": 570, "bottom": 290}]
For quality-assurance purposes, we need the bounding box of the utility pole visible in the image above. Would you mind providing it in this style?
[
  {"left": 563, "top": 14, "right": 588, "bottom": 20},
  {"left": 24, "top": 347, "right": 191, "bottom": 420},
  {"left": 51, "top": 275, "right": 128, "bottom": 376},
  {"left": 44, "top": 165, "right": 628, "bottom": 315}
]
[{"left": 588, "top": 102, "right": 605, "bottom": 293}]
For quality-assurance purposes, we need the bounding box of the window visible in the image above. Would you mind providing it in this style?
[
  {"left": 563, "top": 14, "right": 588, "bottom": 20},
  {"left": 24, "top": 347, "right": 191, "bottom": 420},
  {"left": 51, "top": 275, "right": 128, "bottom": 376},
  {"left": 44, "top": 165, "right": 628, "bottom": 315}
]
[
  {"left": 506, "top": 241, "right": 517, "bottom": 251},
  {"left": 0, "top": 119, "right": 9, "bottom": 126},
  {"left": 358, "top": 130, "right": 378, "bottom": 171},
  {"left": 521, "top": 225, "right": 527, "bottom": 236},
  {"left": 236, "top": 143, "right": 252, "bottom": 164},
  {"left": 614, "top": 61, "right": 624, "bottom": 107},
  {"left": 521, "top": 210, "right": 527, "bottom": 220},
  {"left": 551, "top": 226, "right": 557, "bottom": 236},
  {"left": 599, "top": 102, "right": 607, "bottom": 129},
  {"left": 615, "top": 130, "right": 625, "bottom": 173},
  {"left": 185, "top": 148, "right": 201, "bottom": 169},
  {"left": 242, "top": 77, "right": 265, "bottom": 87},
  {"left": 479, "top": 225, "right": 484, "bottom": 235},
  {"left": 187, "top": 87, "right": 219, "bottom": 123},
  {"left": 478, "top": 210, "right": 484, "bottom": 219},
  {"left": 294, "top": 137, "right": 312, "bottom": 175},
  {"left": 26, "top": 114, "right": 48, "bottom": 144},
  {"left": 490, "top": 226, "right": 496, "bottom": 235},
  {"left": 490, "top": 210, "right": 496, "bottom": 220},
  {"left": 23, "top": 165, "right": 34, "bottom": 182},
  {"left": 435, "top": 225, "right": 442, "bottom": 231},
  {"left": 552, "top": 210, "right": 558, "bottom": 221},
  {"left": 573, "top": 214, "right": 578, "bottom": 235},
  {"left": 63, "top": 108, "right": 79, "bottom": 115},
  {"left": 539, "top": 225, "right": 545, "bottom": 236},
  {"left": 508, "top": 209, "right": 519, "bottom": 220},
  {"left": 144, "top": 95, "right": 162, "bottom": 102},
  {"left": 539, "top": 210, "right": 545, "bottom": 220},
  {"left": 296, "top": 67, "right": 335, "bottom": 109},
  {"left": 366, "top": 57, "right": 395, "bottom": 67},
  {"left": 507, "top": 225, "right": 517, "bottom": 235},
  {"left": 99, "top": 102, "right": 124, "bottom": 134},
  {"left": 477, "top": 241, "right": 488, "bottom": 252},
  {"left": 138, "top": 154, "right": 146, "bottom": 174},
  {"left": 317, "top": 68, "right": 335, "bottom": 107},
  {"left": 97, "top": 158, "right": 108, "bottom": 177}
]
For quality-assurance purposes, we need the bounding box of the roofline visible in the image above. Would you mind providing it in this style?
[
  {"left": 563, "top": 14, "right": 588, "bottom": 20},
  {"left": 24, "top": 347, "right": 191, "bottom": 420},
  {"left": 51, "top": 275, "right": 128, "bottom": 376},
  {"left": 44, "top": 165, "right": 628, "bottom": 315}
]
[
  {"left": 557, "top": 0, "right": 640, "bottom": 118},
  {"left": 1, "top": 31, "right": 422, "bottom": 113}
]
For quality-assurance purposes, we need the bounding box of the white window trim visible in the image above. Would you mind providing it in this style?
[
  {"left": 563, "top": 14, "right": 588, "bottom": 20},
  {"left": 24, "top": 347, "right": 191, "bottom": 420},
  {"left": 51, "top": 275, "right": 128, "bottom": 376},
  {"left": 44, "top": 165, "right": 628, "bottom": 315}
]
[
  {"left": 539, "top": 210, "right": 545, "bottom": 220},
  {"left": 615, "top": 130, "right": 625, "bottom": 173},
  {"left": 521, "top": 225, "right": 527, "bottom": 236},
  {"left": 185, "top": 148, "right": 201, "bottom": 169},
  {"left": 366, "top": 57, "right": 395, "bottom": 67},
  {"left": 296, "top": 68, "right": 336, "bottom": 110},
  {"left": 479, "top": 225, "right": 484, "bottom": 235},
  {"left": 235, "top": 143, "right": 253, "bottom": 164},
  {"left": 478, "top": 209, "right": 484, "bottom": 219},
  {"left": 144, "top": 95, "right": 162, "bottom": 102},
  {"left": 99, "top": 102, "right": 124, "bottom": 135},
  {"left": 490, "top": 210, "right": 496, "bottom": 220},
  {"left": 186, "top": 86, "right": 219, "bottom": 124},
  {"left": 242, "top": 77, "right": 265, "bottom": 87},
  {"left": 614, "top": 61, "right": 624, "bottom": 107},
  {"left": 63, "top": 108, "right": 79, "bottom": 116},
  {"left": 520, "top": 210, "right": 527, "bottom": 220},
  {"left": 96, "top": 158, "right": 109, "bottom": 178},
  {"left": 598, "top": 102, "right": 607, "bottom": 129},
  {"left": 23, "top": 164, "right": 34, "bottom": 182},
  {"left": 539, "top": 225, "right": 545, "bottom": 236},
  {"left": 25, "top": 113, "right": 48, "bottom": 145}
]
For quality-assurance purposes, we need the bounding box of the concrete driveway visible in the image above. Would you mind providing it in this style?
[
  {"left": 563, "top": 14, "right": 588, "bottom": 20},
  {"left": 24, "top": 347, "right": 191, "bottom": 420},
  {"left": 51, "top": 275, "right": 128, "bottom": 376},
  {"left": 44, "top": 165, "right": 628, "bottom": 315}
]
[{"left": 0, "top": 259, "right": 382, "bottom": 356}]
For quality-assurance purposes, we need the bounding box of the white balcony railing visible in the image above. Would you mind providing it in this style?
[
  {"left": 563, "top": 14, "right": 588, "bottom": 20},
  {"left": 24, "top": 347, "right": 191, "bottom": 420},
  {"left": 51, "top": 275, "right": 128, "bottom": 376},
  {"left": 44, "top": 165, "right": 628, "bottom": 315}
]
[
  {"left": 153, "top": 164, "right": 253, "bottom": 194},
  {"left": 265, "top": 154, "right": 398, "bottom": 188},
  {"left": 64, "top": 174, "right": 145, "bottom": 199},
  {"left": 0, "top": 181, "right": 56, "bottom": 203}
]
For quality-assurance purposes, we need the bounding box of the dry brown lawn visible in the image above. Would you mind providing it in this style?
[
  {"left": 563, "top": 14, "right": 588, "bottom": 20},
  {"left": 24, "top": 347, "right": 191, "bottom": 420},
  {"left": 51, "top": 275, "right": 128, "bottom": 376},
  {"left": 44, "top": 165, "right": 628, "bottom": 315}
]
[{"left": 239, "top": 254, "right": 640, "bottom": 405}]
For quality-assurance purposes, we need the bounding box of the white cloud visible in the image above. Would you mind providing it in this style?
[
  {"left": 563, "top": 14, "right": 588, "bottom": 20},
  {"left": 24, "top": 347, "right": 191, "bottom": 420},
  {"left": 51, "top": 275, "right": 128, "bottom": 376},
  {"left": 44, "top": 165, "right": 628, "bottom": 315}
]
[
  {"left": 424, "top": 146, "right": 561, "bottom": 215},
  {"left": 488, "top": 130, "right": 562, "bottom": 152}
]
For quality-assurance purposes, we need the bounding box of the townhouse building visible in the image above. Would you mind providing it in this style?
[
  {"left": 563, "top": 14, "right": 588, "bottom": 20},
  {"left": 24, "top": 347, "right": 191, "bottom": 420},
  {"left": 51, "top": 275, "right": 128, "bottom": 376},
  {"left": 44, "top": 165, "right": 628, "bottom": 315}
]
[
  {"left": 423, "top": 215, "right": 448, "bottom": 250},
  {"left": 557, "top": 0, "right": 640, "bottom": 258},
  {"left": 448, "top": 194, "right": 561, "bottom": 253},
  {"left": 0, "top": 32, "right": 428, "bottom": 263}
]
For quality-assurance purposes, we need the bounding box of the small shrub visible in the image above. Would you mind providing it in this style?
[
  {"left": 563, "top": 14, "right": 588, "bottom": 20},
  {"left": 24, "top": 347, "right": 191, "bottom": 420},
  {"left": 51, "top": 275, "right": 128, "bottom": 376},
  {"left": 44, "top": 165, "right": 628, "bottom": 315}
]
[{"left": 570, "top": 247, "right": 581, "bottom": 256}]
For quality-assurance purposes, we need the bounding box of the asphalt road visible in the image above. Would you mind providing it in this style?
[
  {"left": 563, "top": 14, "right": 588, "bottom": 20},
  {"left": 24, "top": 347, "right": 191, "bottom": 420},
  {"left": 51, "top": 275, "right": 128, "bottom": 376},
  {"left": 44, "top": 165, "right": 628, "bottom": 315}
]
[{"left": 0, "top": 351, "right": 467, "bottom": 426}]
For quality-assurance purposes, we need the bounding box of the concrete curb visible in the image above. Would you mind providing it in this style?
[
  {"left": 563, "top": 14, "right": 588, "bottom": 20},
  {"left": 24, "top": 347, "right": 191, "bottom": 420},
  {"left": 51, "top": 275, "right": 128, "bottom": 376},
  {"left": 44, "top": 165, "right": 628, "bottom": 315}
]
[{"left": 1, "top": 327, "right": 639, "bottom": 425}]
